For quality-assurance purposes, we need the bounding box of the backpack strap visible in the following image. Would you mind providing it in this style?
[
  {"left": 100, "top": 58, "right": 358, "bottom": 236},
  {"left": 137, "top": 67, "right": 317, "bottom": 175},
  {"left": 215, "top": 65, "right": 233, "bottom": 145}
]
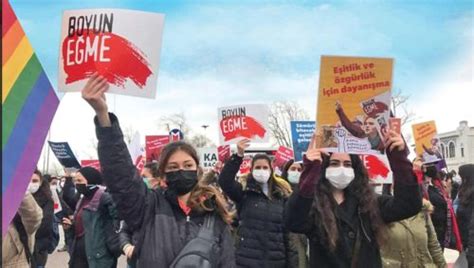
[{"left": 197, "top": 213, "right": 218, "bottom": 242}]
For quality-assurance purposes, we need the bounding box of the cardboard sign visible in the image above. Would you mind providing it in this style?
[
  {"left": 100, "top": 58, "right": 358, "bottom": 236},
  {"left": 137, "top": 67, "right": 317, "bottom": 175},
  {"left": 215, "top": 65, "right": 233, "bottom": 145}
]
[
  {"left": 80, "top": 160, "right": 101, "bottom": 171},
  {"left": 361, "top": 154, "right": 393, "bottom": 184},
  {"left": 316, "top": 56, "right": 393, "bottom": 155},
  {"left": 48, "top": 141, "right": 81, "bottom": 169},
  {"left": 58, "top": 9, "right": 165, "bottom": 98},
  {"left": 412, "top": 121, "right": 444, "bottom": 164},
  {"left": 238, "top": 156, "right": 252, "bottom": 176},
  {"left": 198, "top": 147, "right": 219, "bottom": 168},
  {"left": 273, "top": 146, "right": 294, "bottom": 169},
  {"left": 290, "top": 121, "right": 316, "bottom": 162},
  {"left": 218, "top": 104, "right": 269, "bottom": 145},
  {"left": 145, "top": 135, "right": 170, "bottom": 162},
  {"left": 52, "top": 189, "right": 63, "bottom": 214},
  {"left": 217, "top": 145, "right": 231, "bottom": 162}
]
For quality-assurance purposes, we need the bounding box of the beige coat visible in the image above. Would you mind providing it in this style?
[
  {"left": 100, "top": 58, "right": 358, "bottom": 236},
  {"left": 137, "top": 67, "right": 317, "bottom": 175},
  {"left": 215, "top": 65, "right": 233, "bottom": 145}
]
[
  {"left": 2, "top": 192, "right": 43, "bottom": 268},
  {"left": 380, "top": 202, "right": 447, "bottom": 268}
]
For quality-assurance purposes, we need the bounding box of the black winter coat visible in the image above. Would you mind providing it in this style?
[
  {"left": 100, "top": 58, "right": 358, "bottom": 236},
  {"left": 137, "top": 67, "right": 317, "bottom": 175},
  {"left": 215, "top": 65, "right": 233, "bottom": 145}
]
[
  {"left": 219, "top": 154, "right": 291, "bottom": 268},
  {"left": 427, "top": 185, "right": 447, "bottom": 247},
  {"left": 95, "top": 113, "right": 235, "bottom": 268},
  {"left": 32, "top": 187, "right": 54, "bottom": 253},
  {"left": 284, "top": 148, "right": 422, "bottom": 268},
  {"left": 456, "top": 198, "right": 474, "bottom": 266}
]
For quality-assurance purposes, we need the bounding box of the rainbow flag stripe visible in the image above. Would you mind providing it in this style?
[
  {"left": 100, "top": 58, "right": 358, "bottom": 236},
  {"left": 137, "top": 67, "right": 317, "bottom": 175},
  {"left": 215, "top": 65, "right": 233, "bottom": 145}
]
[{"left": 2, "top": 0, "right": 59, "bottom": 235}]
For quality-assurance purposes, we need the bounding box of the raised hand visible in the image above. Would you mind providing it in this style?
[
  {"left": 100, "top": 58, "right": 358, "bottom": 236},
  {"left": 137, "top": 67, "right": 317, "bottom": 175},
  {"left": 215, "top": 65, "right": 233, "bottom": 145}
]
[
  {"left": 335, "top": 100, "right": 342, "bottom": 111},
  {"left": 383, "top": 130, "right": 406, "bottom": 152},
  {"left": 81, "top": 73, "right": 111, "bottom": 127},
  {"left": 237, "top": 139, "right": 251, "bottom": 157},
  {"left": 305, "top": 132, "right": 327, "bottom": 162}
]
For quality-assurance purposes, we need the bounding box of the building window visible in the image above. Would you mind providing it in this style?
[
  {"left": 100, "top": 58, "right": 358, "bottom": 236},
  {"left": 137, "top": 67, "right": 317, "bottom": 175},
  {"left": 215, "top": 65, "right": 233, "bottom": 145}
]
[
  {"left": 448, "top": 142, "right": 456, "bottom": 158},
  {"left": 461, "top": 143, "right": 464, "bottom": 157},
  {"left": 440, "top": 143, "right": 446, "bottom": 159}
]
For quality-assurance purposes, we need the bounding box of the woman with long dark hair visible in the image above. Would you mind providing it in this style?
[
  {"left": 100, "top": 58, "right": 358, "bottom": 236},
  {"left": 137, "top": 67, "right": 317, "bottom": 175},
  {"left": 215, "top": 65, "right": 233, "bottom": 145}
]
[
  {"left": 218, "top": 139, "right": 293, "bottom": 267},
  {"left": 284, "top": 131, "right": 422, "bottom": 267},
  {"left": 81, "top": 74, "right": 235, "bottom": 267},
  {"left": 456, "top": 164, "right": 474, "bottom": 266},
  {"left": 29, "top": 169, "right": 54, "bottom": 268}
]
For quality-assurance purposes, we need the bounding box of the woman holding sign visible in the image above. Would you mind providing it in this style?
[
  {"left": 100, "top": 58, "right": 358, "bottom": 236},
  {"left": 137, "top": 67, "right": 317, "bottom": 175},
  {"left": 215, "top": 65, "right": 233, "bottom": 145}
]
[
  {"left": 284, "top": 131, "right": 422, "bottom": 267},
  {"left": 218, "top": 139, "right": 294, "bottom": 268},
  {"left": 81, "top": 74, "right": 235, "bottom": 268}
]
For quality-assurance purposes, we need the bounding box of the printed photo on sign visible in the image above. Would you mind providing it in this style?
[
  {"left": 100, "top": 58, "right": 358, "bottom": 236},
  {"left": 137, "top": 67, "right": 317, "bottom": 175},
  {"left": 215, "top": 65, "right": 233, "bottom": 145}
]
[
  {"left": 290, "top": 121, "right": 316, "bottom": 162},
  {"left": 412, "top": 121, "right": 444, "bottom": 164},
  {"left": 58, "top": 9, "right": 165, "bottom": 99},
  {"left": 218, "top": 104, "right": 269, "bottom": 145},
  {"left": 316, "top": 56, "right": 393, "bottom": 155}
]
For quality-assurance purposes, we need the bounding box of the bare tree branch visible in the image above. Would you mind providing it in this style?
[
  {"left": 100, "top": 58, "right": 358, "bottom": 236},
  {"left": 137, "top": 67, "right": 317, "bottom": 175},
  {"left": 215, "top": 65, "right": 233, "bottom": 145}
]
[{"left": 268, "top": 101, "right": 309, "bottom": 147}]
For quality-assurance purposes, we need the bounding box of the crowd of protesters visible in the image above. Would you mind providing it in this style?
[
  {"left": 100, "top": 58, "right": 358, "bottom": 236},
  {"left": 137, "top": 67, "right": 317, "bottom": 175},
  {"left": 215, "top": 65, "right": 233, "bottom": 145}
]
[{"left": 2, "top": 75, "right": 473, "bottom": 268}]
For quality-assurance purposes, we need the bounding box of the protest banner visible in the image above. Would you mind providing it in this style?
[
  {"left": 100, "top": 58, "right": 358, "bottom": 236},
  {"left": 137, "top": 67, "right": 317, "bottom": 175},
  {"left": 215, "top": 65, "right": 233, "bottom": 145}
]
[
  {"left": 217, "top": 145, "right": 231, "bottom": 162},
  {"left": 3, "top": 1, "right": 60, "bottom": 235},
  {"left": 218, "top": 104, "right": 269, "bottom": 145},
  {"left": 361, "top": 154, "right": 393, "bottom": 184},
  {"left": 198, "top": 147, "right": 219, "bottom": 168},
  {"left": 58, "top": 9, "right": 165, "bottom": 98},
  {"left": 145, "top": 135, "right": 170, "bottom": 162},
  {"left": 316, "top": 55, "right": 393, "bottom": 155},
  {"left": 290, "top": 121, "right": 316, "bottom": 162},
  {"left": 273, "top": 146, "right": 294, "bottom": 169},
  {"left": 81, "top": 159, "right": 101, "bottom": 171},
  {"left": 238, "top": 156, "right": 252, "bottom": 176},
  {"left": 48, "top": 141, "right": 81, "bottom": 169},
  {"left": 412, "top": 121, "right": 444, "bottom": 164}
]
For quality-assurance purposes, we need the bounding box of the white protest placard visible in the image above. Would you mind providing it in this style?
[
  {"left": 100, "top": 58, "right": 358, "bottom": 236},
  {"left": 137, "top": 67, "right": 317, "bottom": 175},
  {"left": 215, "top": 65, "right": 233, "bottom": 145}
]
[
  {"left": 58, "top": 9, "right": 165, "bottom": 99},
  {"left": 198, "top": 147, "right": 219, "bottom": 169},
  {"left": 218, "top": 104, "right": 269, "bottom": 145}
]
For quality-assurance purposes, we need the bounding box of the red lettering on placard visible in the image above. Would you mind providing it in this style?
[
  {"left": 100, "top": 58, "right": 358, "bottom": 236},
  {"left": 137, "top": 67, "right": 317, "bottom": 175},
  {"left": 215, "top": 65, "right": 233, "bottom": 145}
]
[
  {"left": 62, "top": 30, "right": 152, "bottom": 88},
  {"left": 220, "top": 116, "right": 266, "bottom": 142}
]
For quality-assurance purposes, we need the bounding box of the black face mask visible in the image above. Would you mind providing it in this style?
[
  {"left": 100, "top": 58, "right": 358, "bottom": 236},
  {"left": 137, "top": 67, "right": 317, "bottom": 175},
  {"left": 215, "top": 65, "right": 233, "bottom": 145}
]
[
  {"left": 76, "top": 184, "right": 98, "bottom": 197},
  {"left": 165, "top": 170, "right": 198, "bottom": 195},
  {"left": 424, "top": 166, "right": 438, "bottom": 179}
]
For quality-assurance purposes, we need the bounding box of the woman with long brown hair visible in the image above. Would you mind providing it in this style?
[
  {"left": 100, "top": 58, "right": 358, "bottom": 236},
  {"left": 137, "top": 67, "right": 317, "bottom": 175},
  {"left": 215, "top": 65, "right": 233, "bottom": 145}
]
[
  {"left": 284, "top": 131, "right": 422, "bottom": 267},
  {"left": 81, "top": 74, "right": 235, "bottom": 267}
]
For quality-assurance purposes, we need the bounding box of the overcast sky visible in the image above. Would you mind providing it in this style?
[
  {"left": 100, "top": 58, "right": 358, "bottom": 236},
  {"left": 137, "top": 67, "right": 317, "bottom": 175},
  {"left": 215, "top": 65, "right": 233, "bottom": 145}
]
[{"left": 11, "top": 0, "right": 473, "bottom": 171}]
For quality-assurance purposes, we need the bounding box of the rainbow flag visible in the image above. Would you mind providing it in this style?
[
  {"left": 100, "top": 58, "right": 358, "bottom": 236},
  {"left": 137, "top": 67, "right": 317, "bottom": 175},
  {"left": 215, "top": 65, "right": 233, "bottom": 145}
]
[{"left": 2, "top": 0, "right": 59, "bottom": 235}]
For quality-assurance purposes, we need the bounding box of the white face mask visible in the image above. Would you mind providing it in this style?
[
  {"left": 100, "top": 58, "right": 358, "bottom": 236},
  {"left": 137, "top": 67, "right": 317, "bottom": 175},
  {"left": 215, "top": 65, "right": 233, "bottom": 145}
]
[
  {"left": 287, "top": 171, "right": 301, "bottom": 184},
  {"left": 325, "top": 167, "right": 355, "bottom": 190},
  {"left": 252, "top": 169, "right": 271, "bottom": 184},
  {"left": 373, "top": 184, "right": 383, "bottom": 195},
  {"left": 28, "top": 182, "right": 40, "bottom": 194}
]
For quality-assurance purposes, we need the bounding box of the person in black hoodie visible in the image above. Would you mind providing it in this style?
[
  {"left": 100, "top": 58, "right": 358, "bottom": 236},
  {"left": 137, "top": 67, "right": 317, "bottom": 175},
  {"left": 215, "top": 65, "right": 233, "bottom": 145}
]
[
  {"left": 81, "top": 73, "right": 236, "bottom": 268},
  {"left": 423, "top": 164, "right": 448, "bottom": 250},
  {"left": 29, "top": 169, "right": 54, "bottom": 268},
  {"left": 456, "top": 164, "right": 474, "bottom": 266},
  {"left": 218, "top": 138, "right": 294, "bottom": 268},
  {"left": 284, "top": 131, "right": 422, "bottom": 267},
  {"left": 61, "top": 166, "right": 120, "bottom": 268}
]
